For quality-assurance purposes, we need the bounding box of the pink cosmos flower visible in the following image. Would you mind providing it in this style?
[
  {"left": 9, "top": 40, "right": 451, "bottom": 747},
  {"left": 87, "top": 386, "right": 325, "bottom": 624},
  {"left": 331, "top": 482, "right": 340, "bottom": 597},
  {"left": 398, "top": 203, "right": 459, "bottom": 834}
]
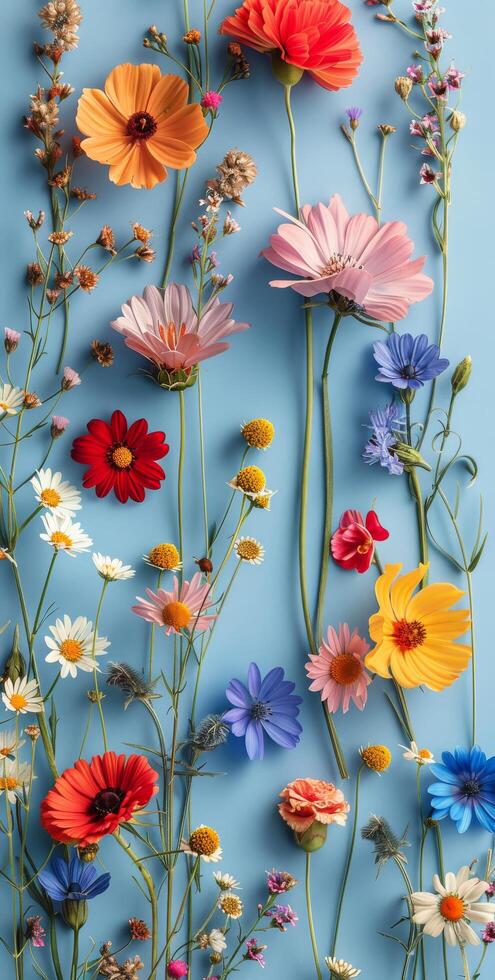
[
  {"left": 331, "top": 508, "right": 389, "bottom": 573},
  {"left": 132, "top": 572, "right": 216, "bottom": 635},
  {"left": 261, "top": 194, "right": 433, "bottom": 322},
  {"left": 201, "top": 91, "right": 223, "bottom": 110},
  {"left": 111, "top": 283, "right": 249, "bottom": 375},
  {"left": 305, "top": 623, "right": 371, "bottom": 713}
]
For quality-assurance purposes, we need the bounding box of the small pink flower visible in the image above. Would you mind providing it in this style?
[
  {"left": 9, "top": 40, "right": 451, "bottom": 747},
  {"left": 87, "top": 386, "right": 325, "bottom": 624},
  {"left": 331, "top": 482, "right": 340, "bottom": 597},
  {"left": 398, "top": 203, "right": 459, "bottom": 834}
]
[
  {"left": 445, "top": 64, "right": 465, "bottom": 89},
  {"left": 483, "top": 922, "right": 495, "bottom": 944},
  {"left": 167, "top": 962, "right": 189, "bottom": 978},
  {"left": 133, "top": 572, "right": 216, "bottom": 635},
  {"left": 201, "top": 90, "right": 223, "bottom": 110},
  {"left": 51, "top": 415, "right": 70, "bottom": 438},
  {"left": 306, "top": 624, "right": 371, "bottom": 713},
  {"left": 61, "top": 366, "right": 81, "bottom": 390},
  {"left": 331, "top": 509, "right": 389, "bottom": 573},
  {"left": 245, "top": 939, "right": 267, "bottom": 967},
  {"left": 428, "top": 76, "right": 449, "bottom": 99},
  {"left": 420, "top": 163, "right": 442, "bottom": 184},
  {"left": 4, "top": 328, "right": 20, "bottom": 353},
  {"left": 26, "top": 915, "right": 46, "bottom": 948},
  {"left": 407, "top": 64, "right": 424, "bottom": 83}
]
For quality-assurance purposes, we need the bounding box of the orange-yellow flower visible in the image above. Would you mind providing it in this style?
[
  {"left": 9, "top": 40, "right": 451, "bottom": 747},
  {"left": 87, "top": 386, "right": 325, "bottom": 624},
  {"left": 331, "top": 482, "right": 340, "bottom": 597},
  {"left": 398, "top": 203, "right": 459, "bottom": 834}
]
[
  {"left": 76, "top": 64, "right": 209, "bottom": 189},
  {"left": 365, "top": 562, "right": 471, "bottom": 692}
]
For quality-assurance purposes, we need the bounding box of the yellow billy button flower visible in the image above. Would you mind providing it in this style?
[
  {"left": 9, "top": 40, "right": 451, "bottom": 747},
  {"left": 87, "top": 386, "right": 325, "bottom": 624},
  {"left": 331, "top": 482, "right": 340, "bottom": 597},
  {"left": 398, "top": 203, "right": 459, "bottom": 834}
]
[
  {"left": 234, "top": 537, "right": 264, "bottom": 565},
  {"left": 228, "top": 465, "right": 266, "bottom": 497},
  {"left": 251, "top": 490, "right": 276, "bottom": 510},
  {"left": 144, "top": 543, "right": 182, "bottom": 571},
  {"left": 241, "top": 418, "right": 275, "bottom": 450},
  {"left": 360, "top": 744, "right": 392, "bottom": 773},
  {"left": 218, "top": 893, "right": 243, "bottom": 918},
  {"left": 184, "top": 825, "right": 222, "bottom": 862}
]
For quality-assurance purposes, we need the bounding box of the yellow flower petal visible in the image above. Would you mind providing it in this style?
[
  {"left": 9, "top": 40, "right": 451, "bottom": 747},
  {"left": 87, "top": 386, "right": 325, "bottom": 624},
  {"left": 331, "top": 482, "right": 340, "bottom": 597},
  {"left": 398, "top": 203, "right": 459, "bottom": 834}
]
[
  {"left": 407, "top": 582, "right": 465, "bottom": 619},
  {"left": 375, "top": 563, "right": 402, "bottom": 620},
  {"left": 390, "top": 563, "right": 428, "bottom": 618}
]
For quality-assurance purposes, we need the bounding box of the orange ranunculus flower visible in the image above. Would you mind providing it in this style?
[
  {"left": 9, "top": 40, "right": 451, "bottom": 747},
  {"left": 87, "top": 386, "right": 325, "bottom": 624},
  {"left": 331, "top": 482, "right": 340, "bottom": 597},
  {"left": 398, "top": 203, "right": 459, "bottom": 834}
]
[
  {"left": 76, "top": 64, "right": 209, "bottom": 189},
  {"left": 220, "top": 0, "right": 362, "bottom": 91},
  {"left": 278, "top": 778, "right": 350, "bottom": 833}
]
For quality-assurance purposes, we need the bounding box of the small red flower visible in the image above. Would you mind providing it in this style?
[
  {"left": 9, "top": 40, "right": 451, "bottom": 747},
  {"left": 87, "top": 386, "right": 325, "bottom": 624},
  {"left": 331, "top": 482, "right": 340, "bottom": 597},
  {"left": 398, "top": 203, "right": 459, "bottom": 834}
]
[
  {"left": 71, "top": 409, "right": 169, "bottom": 504},
  {"left": 331, "top": 508, "right": 389, "bottom": 573}
]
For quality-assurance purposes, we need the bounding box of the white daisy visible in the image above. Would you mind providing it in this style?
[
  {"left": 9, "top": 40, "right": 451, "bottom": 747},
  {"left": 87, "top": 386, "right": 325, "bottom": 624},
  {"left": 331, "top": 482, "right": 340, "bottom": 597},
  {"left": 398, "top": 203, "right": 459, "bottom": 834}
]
[
  {"left": 208, "top": 928, "right": 227, "bottom": 955},
  {"left": 2, "top": 676, "right": 44, "bottom": 714},
  {"left": 44, "top": 615, "right": 110, "bottom": 679},
  {"left": 31, "top": 468, "right": 81, "bottom": 519},
  {"left": 234, "top": 536, "right": 265, "bottom": 565},
  {"left": 214, "top": 872, "right": 241, "bottom": 891},
  {"left": 324, "top": 957, "right": 361, "bottom": 979},
  {"left": 92, "top": 553, "right": 135, "bottom": 582},
  {"left": 0, "top": 728, "right": 25, "bottom": 758},
  {"left": 0, "top": 548, "right": 17, "bottom": 566},
  {"left": 40, "top": 513, "right": 92, "bottom": 556},
  {"left": 0, "top": 759, "right": 33, "bottom": 803},
  {"left": 0, "top": 384, "right": 24, "bottom": 416},
  {"left": 412, "top": 866, "right": 495, "bottom": 947},
  {"left": 400, "top": 741, "right": 435, "bottom": 765}
]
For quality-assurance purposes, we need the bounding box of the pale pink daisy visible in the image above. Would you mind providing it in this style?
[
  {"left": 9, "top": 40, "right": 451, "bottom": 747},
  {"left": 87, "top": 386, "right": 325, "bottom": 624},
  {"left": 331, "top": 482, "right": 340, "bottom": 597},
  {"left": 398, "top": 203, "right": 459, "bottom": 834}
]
[
  {"left": 261, "top": 194, "right": 433, "bottom": 322},
  {"left": 111, "top": 283, "right": 249, "bottom": 374},
  {"left": 61, "top": 367, "right": 81, "bottom": 390},
  {"left": 305, "top": 623, "right": 371, "bottom": 713},
  {"left": 132, "top": 572, "right": 216, "bottom": 635}
]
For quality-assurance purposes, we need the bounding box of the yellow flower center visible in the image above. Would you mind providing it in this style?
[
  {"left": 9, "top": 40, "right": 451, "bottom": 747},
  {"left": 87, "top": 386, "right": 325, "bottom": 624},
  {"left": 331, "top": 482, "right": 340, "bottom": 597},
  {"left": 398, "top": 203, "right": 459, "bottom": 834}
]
[
  {"left": 329, "top": 653, "right": 363, "bottom": 686},
  {"left": 418, "top": 748, "right": 432, "bottom": 761},
  {"left": 357, "top": 541, "right": 371, "bottom": 554},
  {"left": 9, "top": 694, "right": 27, "bottom": 711},
  {"left": 252, "top": 494, "right": 270, "bottom": 510},
  {"left": 50, "top": 531, "right": 73, "bottom": 549},
  {"left": 148, "top": 543, "right": 180, "bottom": 570},
  {"left": 0, "top": 550, "right": 8, "bottom": 560},
  {"left": 393, "top": 619, "right": 426, "bottom": 652},
  {"left": 0, "top": 402, "right": 9, "bottom": 411},
  {"left": 189, "top": 825, "right": 220, "bottom": 856},
  {"left": 0, "top": 776, "right": 18, "bottom": 791},
  {"left": 0, "top": 747, "right": 13, "bottom": 756},
  {"left": 439, "top": 895, "right": 465, "bottom": 922},
  {"left": 241, "top": 419, "right": 275, "bottom": 449},
  {"left": 361, "top": 744, "right": 392, "bottom": 773},
  {"left": 40, "top": 488, "right": 62, "bottom": 507},
  {"left": 59, "top": 639, "right": 84, "bottom": 662},
  {"left": 235, "top": 466, "right": 265, "bottom": 494},
  {"left": 220, "top": 895, "right": 243, "bottom": 917},
  {"left": 236, "top": 539, "right": 262, "bottom": 562},
  {"left": 162, "top": 601, "right": 191, "bottom": 631},
  {"left": 112, "top": 445, "right": 133, "bottom": 469}
]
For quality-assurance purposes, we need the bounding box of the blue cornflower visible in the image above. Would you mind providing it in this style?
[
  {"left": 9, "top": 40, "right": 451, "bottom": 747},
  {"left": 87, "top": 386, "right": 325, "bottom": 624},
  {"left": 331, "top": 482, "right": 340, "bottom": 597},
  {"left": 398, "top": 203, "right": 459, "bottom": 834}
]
[
  {"left": 373, "top": 333, "right": 449, "bottom": 389},
  {"left": 38, "top": 855, "right": 111, "bottom": 902},
  {"left": 345, "top": 106, "right": 362, "bottom": 126},
  {"left": 363, "top": 404, "right": 405, "bottom": 476},
  {"left": 428, "top": 746, "right": 495, "bottom": 833},
  {"left": 224, "top": 662, "right": 302, "bottom": 761}
]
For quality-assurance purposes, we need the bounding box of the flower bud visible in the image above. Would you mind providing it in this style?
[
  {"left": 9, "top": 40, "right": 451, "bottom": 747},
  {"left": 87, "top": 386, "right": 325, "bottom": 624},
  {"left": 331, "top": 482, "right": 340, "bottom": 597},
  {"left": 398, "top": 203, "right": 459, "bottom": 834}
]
[
  {"left": 294, "top": 820, "right": 328, "bottom": 853},
  {"left": 78, "top": 843, "right": 99, "bottom": 862},
  {"left": 62, "top": 899, "right": 88, "bottom": 930},
  {"left": 3, "top": 626, "right": 27, "bottom": 683},
  {"left": 451, "top": 355, "right": 472, "bottom": 394},
  {"left": 195, "top": 556, "right": 213, "bottom": 574},
  {"left": 394, "top": 442, "right": 431, "bottom": 472},
  {"left": 450, "top": 110, "right": 466, "bottom": 132},
  {"left": 395, "top": 76, "right": 413, "bottom": 100}
]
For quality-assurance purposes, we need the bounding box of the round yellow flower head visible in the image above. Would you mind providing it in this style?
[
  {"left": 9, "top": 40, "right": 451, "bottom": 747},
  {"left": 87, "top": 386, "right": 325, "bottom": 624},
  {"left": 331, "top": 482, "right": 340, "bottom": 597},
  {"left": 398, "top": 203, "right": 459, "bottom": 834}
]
[
  {"left": 146, "top": 543, "right": 181, "bottom": 570},
  {"left": 219, "top": 893, "right": 244, "bottom": 918},
  {"left": 189, "top": 825, "right": 220, "bottom": 857},
  {"left": 360, "top": 744, "right": 392, "bottom": 773},
  {"left": 234, "top": 466, "right": 266, "bottom": 494},
  {"left": 241, "top": 418, "right": 275, "bottom": 450}
]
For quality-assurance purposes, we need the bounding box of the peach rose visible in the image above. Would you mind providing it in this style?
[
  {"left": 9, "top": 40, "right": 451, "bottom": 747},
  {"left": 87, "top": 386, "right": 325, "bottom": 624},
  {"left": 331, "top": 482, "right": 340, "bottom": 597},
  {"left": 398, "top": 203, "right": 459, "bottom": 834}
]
[{"left": 278, "top": 778, "right": 350, "bottom": 833}]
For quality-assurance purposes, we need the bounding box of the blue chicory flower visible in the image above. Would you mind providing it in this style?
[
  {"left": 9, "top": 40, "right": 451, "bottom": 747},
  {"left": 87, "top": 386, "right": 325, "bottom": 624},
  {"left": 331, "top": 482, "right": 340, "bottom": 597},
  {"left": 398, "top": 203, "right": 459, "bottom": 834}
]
[
  {"left": 363, "top": 404, "right": 405, "bottom": 476},
  {"left": 373, "top": 333, "right": 449, "bottom": 389},
  {"left": 224, "top": 662, "right": 302, "bottom": 761},
  {"left": 428, "top": 746, "right": 495, "bottom": 833},
  {"left": 38, "top": 855, "right": 111, "bottom": 902}
]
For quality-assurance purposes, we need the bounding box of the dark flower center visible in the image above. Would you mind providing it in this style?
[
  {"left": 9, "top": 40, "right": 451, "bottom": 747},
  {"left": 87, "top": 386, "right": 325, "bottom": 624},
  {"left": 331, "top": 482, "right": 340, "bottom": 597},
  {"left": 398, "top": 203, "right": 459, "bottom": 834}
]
[
  {"left": 250, "top": 700, "right": 271, "bottom": 722},
  {"left": 91, "top": 788, "right": 125, "bottom": 815},
  {"left": 109, "top": 443, "right": 134, "bottom": 470},
  {"left": 401, "top": 364, "right": 417, "bottom": 379},
  {"left": 67, "top": 882, "right": 83, "bottom": 895},
  {"left": 462, "top": 779, "right": 480, "bottom": 797},
  {"left": 126, "top": 111, "right": 157, "bottom": 141}
]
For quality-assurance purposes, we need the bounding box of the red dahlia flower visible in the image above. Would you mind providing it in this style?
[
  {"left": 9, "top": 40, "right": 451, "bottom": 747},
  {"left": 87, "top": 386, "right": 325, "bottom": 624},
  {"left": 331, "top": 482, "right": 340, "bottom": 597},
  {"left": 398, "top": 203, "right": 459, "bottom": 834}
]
[
  {"left": 331, "top": 508, "right": 389, "bottom": 572},
  {"left": 40, "top": 751, "right": 159, "bottom": 845},
  {"left": 71, "top": 409, "right": 168, "bottom": 503},
  {"left": 220, "top": 0, "right": 362, "bottom": 91}
]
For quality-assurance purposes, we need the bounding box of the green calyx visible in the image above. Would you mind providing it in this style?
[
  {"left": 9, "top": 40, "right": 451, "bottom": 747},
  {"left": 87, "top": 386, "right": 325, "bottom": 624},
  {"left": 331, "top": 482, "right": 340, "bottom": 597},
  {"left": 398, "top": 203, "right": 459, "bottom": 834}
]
[
  {"left": 295, "top": 820, "right": 328, "bottom": 853},
  {"left": 271, "top": 51, "right": 304, "bottom": 87}
]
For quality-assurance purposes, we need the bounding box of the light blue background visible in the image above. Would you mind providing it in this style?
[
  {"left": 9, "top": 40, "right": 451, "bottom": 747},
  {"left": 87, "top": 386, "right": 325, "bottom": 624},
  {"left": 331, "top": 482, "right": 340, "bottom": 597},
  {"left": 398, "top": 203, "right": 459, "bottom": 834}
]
[{"left": 0, "top": 1, "right": 493, "bottom": 977}]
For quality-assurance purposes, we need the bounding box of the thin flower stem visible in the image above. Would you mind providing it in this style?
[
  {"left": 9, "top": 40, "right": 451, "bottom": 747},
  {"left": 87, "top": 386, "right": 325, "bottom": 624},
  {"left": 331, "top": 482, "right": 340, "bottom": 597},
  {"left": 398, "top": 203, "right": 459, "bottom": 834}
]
[
  {"left": 166, "top": 856, "right": 200, "bottom": 954},
  {"left": 162, "top": 169, "right": 190, "bottom": 287},
  {"left": 409, "top": 468, "right": 429, "bottom": 571},
  {"left": 6, "top": 796, "right": 20, "bottom": 980},
  {"left": 113, "top": 830, "right": 158, "bottom": 979},
  {"left": 460, "top": 945, "right": 471, "bottom": 980},
  {"left": 197, "top": 371, "right": 209, "bottom": 554},
  {"left": 331, "top": 763, "right": 364, "bottom": 957},
  {"left": 434, "top": 823, "right": 450, "bottom": 980},
  {"left": 178, "top": 390, "right": 186, "bottom": 577},
  {"left": 349, "top": 135, "right": 379, "bottom": 214},
  {"left": 376, "top": 133, "right": 390, "bottom": 225},
  {"left": 70, "top": 927, "right": 79, "bottom": 980},
  {"left": 148, "top": 570, "right": 163, "bottom": 681},
  {"left": 473, "top": 944, "right": 487, "bottom": 979},
  {"left": 91, "top": 579, "right": 109, "bottom": 751},
  {"left": 305, "top": 852, "right": 322, "bottom": 980},
  {"left": 392, "top": 680, "right": 416, "bottom": 743}
]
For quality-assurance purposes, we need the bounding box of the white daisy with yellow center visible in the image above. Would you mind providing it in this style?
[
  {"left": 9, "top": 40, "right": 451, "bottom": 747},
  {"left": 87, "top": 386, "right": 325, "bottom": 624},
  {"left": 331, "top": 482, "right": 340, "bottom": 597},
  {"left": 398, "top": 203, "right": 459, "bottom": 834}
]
[
  {"left": 0, "top": 759, "right": 33, "bottom": 804},
  {"left": 324, "top": 957, "right": 361, "bottom": 979},
  {"left": 0, "top": 384, "right": 24, "bottom": 416},
  {"left": 234, "top": 536, "right": 265, "bottom": 565},
  {"left": 0, "top": 728, "right": 25, "bottom": 759},
  {"left": 44, "top": 615, "right": 110, "bottom": 679},
  {"left": 412, "top": 866, "right": 495, "bottom": 946},
  {"left": 0, "top": 548, "right": 17, "bottom": 566},
  {"left": 401, "top": 741, "right": 435, "bottom": 766},
  {"left": 40, "top": 513, "right": 92, "bottom": 556},
  {"left": 31, "top": 468, "right": 81, "bottom": 519},
  {"left": 92, "top": 553, "right": 135, "bottom": 582},
  {"left": 2, "top": 676, "right": 44, "bottom": 714},
  {"left": 213, "top": 871, "right": 241, "bottom": 891}
]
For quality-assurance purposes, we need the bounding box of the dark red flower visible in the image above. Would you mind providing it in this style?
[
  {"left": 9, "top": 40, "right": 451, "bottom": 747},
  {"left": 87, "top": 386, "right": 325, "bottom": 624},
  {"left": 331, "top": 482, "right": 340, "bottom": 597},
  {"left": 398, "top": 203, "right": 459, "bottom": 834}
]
[
  {"left": 330, "top": 508, "right": 389, "bottom": 573},
  {"left": 71, "top": 409, "right": 169, "bottom": 503}
]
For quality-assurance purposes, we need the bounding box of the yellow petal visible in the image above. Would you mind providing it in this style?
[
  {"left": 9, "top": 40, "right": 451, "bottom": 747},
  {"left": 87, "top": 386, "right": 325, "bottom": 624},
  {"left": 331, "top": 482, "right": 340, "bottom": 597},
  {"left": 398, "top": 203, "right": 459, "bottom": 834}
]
[
  {"left": 407, "top": 582, "right": 466, "bottom": 619},
  {"left": 390, "top": 563, "right": 428, "bottom": 619},
  {"left": 375, "top": 563, "right": 402, "bottom": 621}
]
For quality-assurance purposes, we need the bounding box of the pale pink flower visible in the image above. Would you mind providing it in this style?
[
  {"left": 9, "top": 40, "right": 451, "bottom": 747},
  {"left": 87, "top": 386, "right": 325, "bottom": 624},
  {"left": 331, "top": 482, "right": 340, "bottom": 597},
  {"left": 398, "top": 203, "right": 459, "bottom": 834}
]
[
  {"left": 261, "top": 194, "right": 433, "bottom": 322},
  {"left": 132, "top": 572, "right": 216, "bottom": 635},
  {"left": 51, "top": 415, "right": 69, "bottom": 438},
  {"left": 111, "top": 283, "right": 249, "bottom": 373},
  {"left": 4, "top": 328, "right": 21, "bottom": 353},
  {"left": 305, "top": 624, "right": 371, "bottom": 713},
  {"left": 61, "top": 366, "right": 81, "bottom": 390}
]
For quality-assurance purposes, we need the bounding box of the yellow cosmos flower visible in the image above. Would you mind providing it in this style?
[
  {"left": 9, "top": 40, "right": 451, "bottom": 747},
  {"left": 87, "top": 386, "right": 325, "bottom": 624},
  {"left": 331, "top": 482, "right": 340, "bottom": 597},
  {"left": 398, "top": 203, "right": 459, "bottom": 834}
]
[{"left": 365, "top": 562, "right": 471, "bottom": 692}]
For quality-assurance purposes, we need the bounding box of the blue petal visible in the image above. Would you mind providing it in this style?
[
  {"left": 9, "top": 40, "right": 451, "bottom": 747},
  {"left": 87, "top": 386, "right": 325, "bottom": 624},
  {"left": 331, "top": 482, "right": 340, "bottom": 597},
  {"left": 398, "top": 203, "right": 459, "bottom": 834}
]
[
  {"left": 259, "top": 669, "right": 287, "bottom": 701},
  {"left": 262, "top": 719, "right": 300, "bottom": 749},
  {"left": 245, "top": 720, "right": 263, "bottom": 760},
  {"left": 247, "top": 662, "right": 262, "bottom": 698},
  {"left": 225, "top": 678, "right": 250, "bottom": 708},
  {"left": 86, "top": 872, "right": 111, "bottom": 898}
]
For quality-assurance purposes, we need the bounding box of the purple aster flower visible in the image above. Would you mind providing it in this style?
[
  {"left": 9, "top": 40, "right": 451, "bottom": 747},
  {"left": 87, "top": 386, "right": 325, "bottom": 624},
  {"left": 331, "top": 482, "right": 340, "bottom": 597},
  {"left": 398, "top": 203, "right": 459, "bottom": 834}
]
[
  {"left": 26, "top": 915, "right": 46, "bottom": 948},
  {"left": 363, "top": 404, "right": 405, "bottom": 475},
  {"left": 407, "top": 64, "right": 424, "bottom": 83},
  {"left": 266, "top": 869, "right": 298, "bottom": 894},
  {"left": 373, "top": 333, "right": 449, "bottom": 389},
  {"left": 345, "top": 106, "right": 362, "bottom": 130},
  {"left": 244, "top": 939, "right": 267, "bottom": 967},
  {"left": 224, "top": 662, "right": 302, "bottom": 760},
  {"left": 483, "top": 922, "right": 495, "bottom": 944},
  {"left": 38, "top": 855, "right": 110, "bottom": 902},
  {"left": 445, "top": 64, "right": 465, "bottom": 89},
  {"left": 428, "top": 746, "right": 495, "bottom": 834},
  {"left": 264, "top": 904, "right": 298, "bottom": 931}
]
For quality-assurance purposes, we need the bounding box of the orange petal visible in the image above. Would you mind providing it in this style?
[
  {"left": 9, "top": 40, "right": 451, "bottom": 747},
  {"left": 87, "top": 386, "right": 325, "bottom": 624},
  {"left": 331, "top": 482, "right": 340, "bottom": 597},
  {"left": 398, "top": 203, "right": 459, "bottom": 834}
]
[
  {"left": 80, "top": 135, "right": 130, "bottom": 165},
  {"left": 105, "top": 63, "right": 161, "bottom": 118},
  {"left": 146, "top": 73, "right": 189, "bottom": 118},
  {"left": 147, "top": 134, "right": 198, "bottom": 169},
  {"left": 76, "top": 89, "right": 126, "bottom": 136},
  {"left": 157, "top": 103, "right": 209, "bottom": 150}
]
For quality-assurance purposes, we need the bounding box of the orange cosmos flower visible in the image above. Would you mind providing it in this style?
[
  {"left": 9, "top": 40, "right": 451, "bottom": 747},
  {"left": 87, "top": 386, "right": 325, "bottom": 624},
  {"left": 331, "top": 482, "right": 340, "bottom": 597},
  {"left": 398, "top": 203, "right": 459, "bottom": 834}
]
[
  {"left": 76, "top": 64, "right": 209, "bottom": 189},
  {"left": 220, "top": 0, "right": 362, "bottom": 91}
]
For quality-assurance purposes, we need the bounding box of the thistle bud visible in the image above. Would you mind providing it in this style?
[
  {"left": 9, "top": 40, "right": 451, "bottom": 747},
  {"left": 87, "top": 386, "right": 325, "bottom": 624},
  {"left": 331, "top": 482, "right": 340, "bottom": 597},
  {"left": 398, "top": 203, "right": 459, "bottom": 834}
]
[
  {"left": 3, "top": 626, "right": 27, "bottom": 683},
  {"left": 294, "top": 820, "right": 327, "bottom": 853},
  {"left": 450, "top": 110, "right": 466, "bottom": 132},
  {"left": 62, "top": 899, "right": 88, "bottom": 930},
  {"left": 393, "top": 442, "right": 431, "bottom": 472},
  {"left": 78, "top": 843, "right": 99, "bottom": 862},
  {"left": 395, "top": 76, "right": 413, "bottom": 100},
  {"left": 451, "top": 355, "right": 472, "bottom": 394}
]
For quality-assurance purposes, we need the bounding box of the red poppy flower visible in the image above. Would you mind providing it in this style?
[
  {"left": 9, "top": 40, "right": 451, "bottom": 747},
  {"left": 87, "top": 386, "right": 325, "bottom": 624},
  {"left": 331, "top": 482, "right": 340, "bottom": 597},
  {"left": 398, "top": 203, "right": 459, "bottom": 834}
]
[
  {"left": 71, "top": 409, "right": 169, "bottom": 503},
  {"left": 40, "top": 751, "right": 159, "bottom": 845},
  {"left": 331, "top": 508, "right": 389, "bottom": 573}
]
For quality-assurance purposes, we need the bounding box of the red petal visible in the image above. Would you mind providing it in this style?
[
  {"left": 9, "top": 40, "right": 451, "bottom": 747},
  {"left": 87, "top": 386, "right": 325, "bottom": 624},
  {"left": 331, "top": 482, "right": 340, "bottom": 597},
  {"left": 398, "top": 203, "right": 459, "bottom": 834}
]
[
  {"left": 86, "top": 419, "right": 113, "bottom": 445},
  {"left": 125, "top": 418, "right": 148, "bottom": 447},
  {"left": 110, "top": 410, "right": 128, "bottom": 442},
  {"left": 365, "top": 510, "right": 389, "bottom": 541}
]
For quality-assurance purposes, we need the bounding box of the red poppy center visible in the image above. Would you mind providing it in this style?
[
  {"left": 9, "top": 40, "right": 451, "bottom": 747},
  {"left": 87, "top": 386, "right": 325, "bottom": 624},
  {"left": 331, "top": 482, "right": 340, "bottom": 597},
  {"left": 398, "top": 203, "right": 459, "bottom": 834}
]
[
  {"left": 126, "top": 111, "right": 157, "bottom": 141},
  {"left": 111, "top": 444, "right": 134, "bottom": 469},
  {"left": 91, "top": 788, "right": 125, "bottom": 816},
  {"left": 393, "top": 619, "right": 426, "bottom": 651}
]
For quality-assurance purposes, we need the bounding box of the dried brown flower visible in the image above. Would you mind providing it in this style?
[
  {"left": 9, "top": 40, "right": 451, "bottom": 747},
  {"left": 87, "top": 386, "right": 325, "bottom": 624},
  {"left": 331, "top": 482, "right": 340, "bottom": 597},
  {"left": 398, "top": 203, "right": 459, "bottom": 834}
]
[
  {"left": 98, "top": 942, "right": 144, "bottom": 979},
  {"left": 23, "top": 392, "right": 42, "bottom": 410},
  {"left": 55, "top": 270, "right": 74, "bottom": 289},
  {"left": 27, "top": 263, "right": 44, "bottom": 286},
  {"left": 91, "top": 340, "right": 114, "bottom": 367},
  {"left": 135, "top": 245, "right": 155, "bottom": 263},
  {"left": 377, "top": 123, "right": 396, "bottom": 136},
  {"left": 38, "top": 0, "right": 83, "bottom": 51},
  {"left": 24, "top": 725, "right": 41, "bottom": 741},
  {"left": 195, "top": 556, "right": 213, "bottom": 574},
  {"left": 48, "top": 230, "right": 73, "bottom": 245},
  {"left": 132, "top": 223, "right": 152, "bottom": 243},
  {"left": 28, "top": 87, "right": 59, "bottom": 130},
  {"left": 227, "top": 42, "right": 250, "bottom": 78},
  {"left": 228, "top": 42, "right": 242, "bottom": 57},
  {"left": 128, "top": 918, "right": 151, "bottom": 941},
  {"left": 46, "top": 288, "right": 61, "bottom": 305},
  {"left": 183, "top": 29, "right": 201, "bottom": 43},
  {"left": 96, "top": 225, "right": 116, "bottom": 254},
  {"left": 43, "top": 41, "right": 64, "bottom": 63},
  {"left": 74, "top": 265, "right": 99, "bottom": 292},
  {"left": 87, "top": 689, "right": 105, "bottom": 703},
  {"left": 71, "top": 186, "right": 96, "bottom": 200},
  {"left": 48, "top": 166, "right": 72, "bottom": 188},
  {"left": 207, "top": 148, "right": 257, "bottom": 205},
  {"left": 72, "top": 136, "right": 84, "bottom": 157}
]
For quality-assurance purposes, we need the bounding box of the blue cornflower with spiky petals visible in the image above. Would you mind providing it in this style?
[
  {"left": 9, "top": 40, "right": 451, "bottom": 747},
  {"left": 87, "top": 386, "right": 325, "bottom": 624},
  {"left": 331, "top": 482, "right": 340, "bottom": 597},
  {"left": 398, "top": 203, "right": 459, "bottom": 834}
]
[
  {"left": 363, "top": 404, "right": 405, "bottom": 476},
  {"left": 373, "top": 333, "right": 449, "bottom": 389},
  {"left": 345, "top": 106, "right": 363, "bottom": 127},
  {"left": 38, "top": 855, "right": 110, "bottom": 902},
  {"left": 428, "top": 746, "right": 495, "bottom": 833},
  {"left": 224, "top": 662, "right": 302, "bottom": 761}
]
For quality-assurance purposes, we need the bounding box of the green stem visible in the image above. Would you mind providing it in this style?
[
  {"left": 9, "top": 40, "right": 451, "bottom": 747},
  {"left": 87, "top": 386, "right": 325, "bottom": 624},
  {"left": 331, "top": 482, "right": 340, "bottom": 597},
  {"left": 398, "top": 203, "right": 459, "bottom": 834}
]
[
  {"left": 460, "top": 945, "right": 471, "bottom": 980},
  {"left": 49, "top": 920, "right": 64, "bottom": 980},
  {"left": 331, "top": 764, "right": 363, "bottom": 957},
  {"left": 70, "top": 927, "right": 79, "bottom": 980},
  {"left": 434, "top": 823, "right": 450, "bottom": 980},
  {"left": 473, "top": 944, "right": 487, "bottom": 979},
  {"left": 166, "top": 857, "right": 200, "bottom": 954},
  {"left": 409, "top": 468, "right": 429, "bottom": 570},
  {"left": 91, "top": 579, "right": 109, "bottom": 751},
  {"left": 197, "top": 371, "right": 209, "bottom": 554},
  {"left": 305, "top": 852, "right": 322, "bottom": 980},
  {"left": 113, "top": 830, "right": 158, "bottom": 978},
  {"left": 162, "top": 170, "right": 190, "bottom": 287},
  {"left": 148, "top": 570, "right": 163, "bottom": 681},
  {"left": 178, "top": 390, "right": 186, "bottom": 573}
]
